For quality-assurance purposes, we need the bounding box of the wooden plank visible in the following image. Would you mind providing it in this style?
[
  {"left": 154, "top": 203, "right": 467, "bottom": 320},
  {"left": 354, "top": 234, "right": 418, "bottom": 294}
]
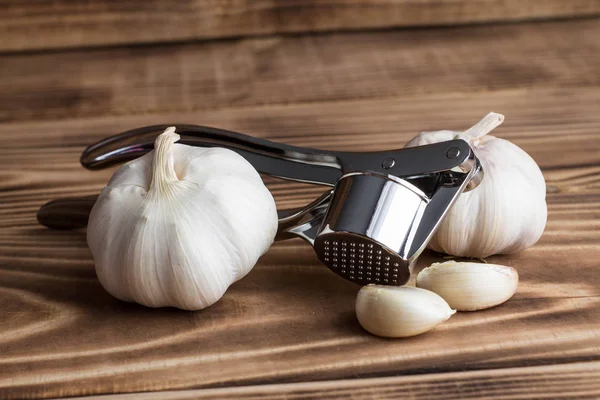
[
  {"left": 1, "top": 0, "right": 600, "bottom": 52},
  {"left": 0, "top": 86, "right": 599, "bottom": 168},
  {"left": 62, "top": 361, "right": 600, "bottom": 399},
  {"left": 1, "top": 18, "right": 600, "bottom": 123},
  {"left": 0, "top": 86, "right": 599, "bottom": 399},
  {"left": 1, "top": 247, "right": 599, "bottom": 400}
]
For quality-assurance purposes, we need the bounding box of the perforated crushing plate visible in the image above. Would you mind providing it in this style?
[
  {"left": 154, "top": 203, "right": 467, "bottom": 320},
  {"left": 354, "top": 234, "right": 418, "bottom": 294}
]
[{"left": 313, "top": 233, "right": 410, "bottom": 286}]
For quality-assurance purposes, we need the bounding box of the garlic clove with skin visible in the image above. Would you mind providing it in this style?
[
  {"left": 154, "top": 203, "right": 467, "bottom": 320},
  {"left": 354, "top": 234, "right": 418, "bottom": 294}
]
[
  {"left": 355, "top": 285, "right": 455, "bottom": 338},
  {"left": 416, "top": 261, "right": 518, "bottom": 311},
  {"left": 405, "top": 113, "right": 547, "bottom": 258},
  {"left": 87, "top": 127, "right": 278, "bottom": 310}
]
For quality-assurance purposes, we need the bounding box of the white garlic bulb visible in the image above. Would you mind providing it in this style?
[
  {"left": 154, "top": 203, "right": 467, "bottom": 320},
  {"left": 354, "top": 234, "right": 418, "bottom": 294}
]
[
  {"left": 355, "top": 285, "right": 455, "bottom": 338},
  {"left": 417, "top": 261, "right": 519, "bottom": 311},
  {"left": 405, "top": 113, "right": 547, "bottom": 258},
  {"left": 88, "top": 127, "right": 278, "bottom": 310}
]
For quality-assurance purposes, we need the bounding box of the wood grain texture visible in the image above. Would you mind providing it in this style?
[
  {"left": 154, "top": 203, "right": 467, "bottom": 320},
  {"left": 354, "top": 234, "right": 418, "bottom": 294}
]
[
  {"left": 65, "top": 361, "right": 600, "bottom": 399},
  {"left": 1, "top": 0, "right": 600, "bottom": 52},
  {"left": 1, "top": 86, "right": 600, "bottom": 399},
  {"left": 1, "top": 18, "right": 600, "bottom": 123},
  {"left": 2, "top": 16, "right": 600, "bottom": 399}
]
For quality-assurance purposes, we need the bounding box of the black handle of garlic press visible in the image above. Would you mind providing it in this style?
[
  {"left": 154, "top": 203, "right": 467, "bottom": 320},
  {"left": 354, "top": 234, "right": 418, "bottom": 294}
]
[
  {"left": 81, "top": 124, "right": 475, "bottom": 186},
  {"left": 36, "top": 191, "right": 332, "bottom": 239},
  {"left": 81, "top": 124, "right": 342, "bottom": 186}
]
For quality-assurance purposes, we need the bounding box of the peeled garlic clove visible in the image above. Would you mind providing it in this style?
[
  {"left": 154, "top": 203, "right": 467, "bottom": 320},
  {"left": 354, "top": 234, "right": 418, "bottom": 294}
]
[
  {"left": 405, "top": 113, "right": 547, "bottom": 258},
  {"left": 356, "top": 285, "right": 455, "bottom": 338},
  {"left": 416, "top": 261, "right": 518, "bottom": 311}
]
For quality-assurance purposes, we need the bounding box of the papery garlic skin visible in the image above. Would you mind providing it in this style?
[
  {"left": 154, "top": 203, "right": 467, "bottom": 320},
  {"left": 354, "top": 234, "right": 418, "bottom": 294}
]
[
  {"left": 417, "top": 261, "right": 518, "bottom": 311},
  {"left": 88, "top": 127, "right": 278, "bottom": 310},
  {"left": 355, "top": 285, "right": 455, "bottom": 338},
  {"left": 405, "top": 113, "right": 547, "bottom": 258}
]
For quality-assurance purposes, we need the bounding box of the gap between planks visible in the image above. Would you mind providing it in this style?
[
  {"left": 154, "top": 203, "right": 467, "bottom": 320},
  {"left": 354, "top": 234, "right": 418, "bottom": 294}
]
[
  {"left": 1, "top": 0, "right": 600, "bottom": 52},
  {"left": 49, "top": 360, "right": 600, "bottom": 400}
]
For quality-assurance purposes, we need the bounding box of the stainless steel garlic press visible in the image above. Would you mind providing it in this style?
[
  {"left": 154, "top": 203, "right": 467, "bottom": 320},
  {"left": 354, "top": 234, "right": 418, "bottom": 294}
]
[{"left": 38, "top": 124, "right": 483, "bottom": 286}]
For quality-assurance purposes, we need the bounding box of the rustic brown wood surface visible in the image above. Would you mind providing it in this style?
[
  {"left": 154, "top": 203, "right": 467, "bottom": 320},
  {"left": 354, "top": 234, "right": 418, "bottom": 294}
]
[
  {"left": 1, "top": 0, "right": 600, "bottom": 52},
  {"left": 3, "top": 18, "right": 600, "bottom": 123},
  {"left": 1, "top": 17, "right": 600, "bottom": 400},
  {"left": 65, "top": 361, "right": 600, "bottom": 399}
]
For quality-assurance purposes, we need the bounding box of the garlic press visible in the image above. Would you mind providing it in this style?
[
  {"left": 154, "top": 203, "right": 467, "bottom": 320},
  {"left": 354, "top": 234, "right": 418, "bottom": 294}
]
[{"left": 38, "top": 124, "right": 483, "bottom": 286}]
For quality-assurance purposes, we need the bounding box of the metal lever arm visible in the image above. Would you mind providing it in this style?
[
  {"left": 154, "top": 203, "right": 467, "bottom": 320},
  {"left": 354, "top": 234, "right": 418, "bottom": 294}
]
[
  {"left": 82, "top": 124, "right": 342, "bottom": 186},
  {"left": 81, "top": 124, "right": 476, "bottom": 187}
]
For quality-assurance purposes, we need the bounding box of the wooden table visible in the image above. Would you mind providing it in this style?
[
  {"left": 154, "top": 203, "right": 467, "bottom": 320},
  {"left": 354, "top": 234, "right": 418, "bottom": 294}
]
[{"left": 1, "top": 6, "right": 600, "bottom": 399}]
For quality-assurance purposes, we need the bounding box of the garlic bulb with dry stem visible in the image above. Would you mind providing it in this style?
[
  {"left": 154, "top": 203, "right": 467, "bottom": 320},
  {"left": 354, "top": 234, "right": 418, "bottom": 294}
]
[
  {"left": 417, "top": 261, "right": 518, "bottom": 311},
  {"left": 356, "top": 285, "right": 455, "bottom": 338},
  {"left": 88, "top": 127, "right": 278, "bottom": 310},
  {"left": 405, "top": 113, "right": 547, "bottom": 258}
]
